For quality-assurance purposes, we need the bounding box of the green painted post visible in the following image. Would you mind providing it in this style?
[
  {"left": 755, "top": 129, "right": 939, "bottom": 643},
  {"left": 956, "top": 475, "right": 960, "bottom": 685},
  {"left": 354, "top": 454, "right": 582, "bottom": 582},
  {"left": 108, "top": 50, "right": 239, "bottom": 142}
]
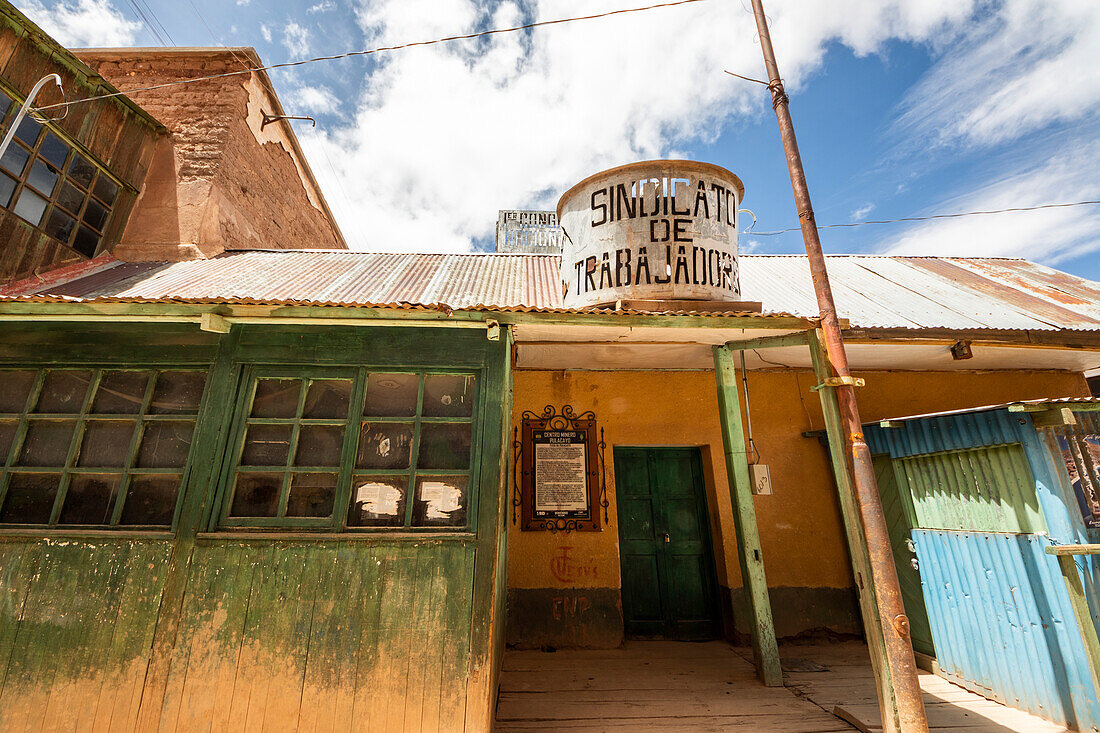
[
  {"left": 807, "top": 329, "right": 901, "bottom": 732},
  {"left": 1046, "top": 547, "right": 1100, "bottom": 702},
  {"left": 712, "top": 344, "right": 782, "bottom": 687}
]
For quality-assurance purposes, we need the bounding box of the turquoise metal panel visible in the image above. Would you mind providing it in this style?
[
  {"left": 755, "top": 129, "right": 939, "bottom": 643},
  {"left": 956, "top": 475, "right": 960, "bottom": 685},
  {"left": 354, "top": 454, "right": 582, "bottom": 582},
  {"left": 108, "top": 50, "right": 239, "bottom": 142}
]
[
  {"left": 913, "top": 529, "right": 1100, "bottom": 730},
  {"left": 865, "top": 410, "right": 1025, "bottom": 458}
]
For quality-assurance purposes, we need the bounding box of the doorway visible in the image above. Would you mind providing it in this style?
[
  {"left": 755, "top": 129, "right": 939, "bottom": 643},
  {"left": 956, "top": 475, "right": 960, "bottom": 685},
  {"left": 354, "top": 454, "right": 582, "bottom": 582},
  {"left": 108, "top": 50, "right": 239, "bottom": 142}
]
[{"left": 614, "top": 447, "right": 721, "bottom": 640}]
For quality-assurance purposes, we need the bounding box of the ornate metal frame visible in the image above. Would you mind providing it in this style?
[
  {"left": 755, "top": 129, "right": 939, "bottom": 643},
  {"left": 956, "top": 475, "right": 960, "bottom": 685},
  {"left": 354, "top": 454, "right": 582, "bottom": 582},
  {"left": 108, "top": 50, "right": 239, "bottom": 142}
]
[{"left": 512, "top": 405, "right": 607, "bottom": 532}]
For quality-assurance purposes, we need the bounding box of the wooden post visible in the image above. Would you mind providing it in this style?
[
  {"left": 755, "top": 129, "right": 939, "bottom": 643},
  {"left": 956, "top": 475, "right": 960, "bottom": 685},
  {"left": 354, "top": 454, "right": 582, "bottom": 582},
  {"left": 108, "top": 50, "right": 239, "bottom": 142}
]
[
  {"left": 808, "top": 329, "right": 901, "bottom": 731},
  {"left": 712, "top": 344, "right": 782, "bottom": 687},
  {"left": 1045, "top": 545, "right": 1100, "bottom": 702}
]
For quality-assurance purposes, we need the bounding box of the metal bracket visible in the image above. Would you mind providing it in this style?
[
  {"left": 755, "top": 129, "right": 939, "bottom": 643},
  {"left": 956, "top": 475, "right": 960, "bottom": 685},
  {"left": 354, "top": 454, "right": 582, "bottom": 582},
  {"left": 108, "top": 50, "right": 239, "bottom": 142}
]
[
  {"left": 485, "top": 319, "right": 500, "bottom": 341},
  {"left": 260, "top": 110, "right": 317, "bottom": 130},
  {"left": 810, "top": 376, "right": 865, "bottom": 392}
]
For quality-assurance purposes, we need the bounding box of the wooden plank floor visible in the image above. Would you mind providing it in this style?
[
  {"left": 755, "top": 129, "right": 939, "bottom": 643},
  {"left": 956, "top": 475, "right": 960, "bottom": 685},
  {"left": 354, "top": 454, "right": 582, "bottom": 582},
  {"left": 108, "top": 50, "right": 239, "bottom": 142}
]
[{"left": 496, "top": 641, "right": 1069, "bottom": 732}]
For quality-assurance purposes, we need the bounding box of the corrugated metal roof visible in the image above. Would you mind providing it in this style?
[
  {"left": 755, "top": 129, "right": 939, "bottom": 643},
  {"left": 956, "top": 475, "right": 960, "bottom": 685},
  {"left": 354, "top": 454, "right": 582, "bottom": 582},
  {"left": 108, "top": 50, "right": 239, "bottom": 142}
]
[
  {"left": 2, "top": 251, "right": 1100, "bottom": 330},
  {"left": 865, "top": 397, "right": 1100, "bottom": 426}
]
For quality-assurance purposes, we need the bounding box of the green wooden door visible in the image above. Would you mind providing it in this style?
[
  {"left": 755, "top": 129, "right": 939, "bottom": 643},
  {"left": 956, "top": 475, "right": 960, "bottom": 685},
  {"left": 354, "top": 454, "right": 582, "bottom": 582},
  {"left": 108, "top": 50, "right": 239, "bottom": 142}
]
[{"left": 615, "top": 447, "right": 721, "bottom": 640}]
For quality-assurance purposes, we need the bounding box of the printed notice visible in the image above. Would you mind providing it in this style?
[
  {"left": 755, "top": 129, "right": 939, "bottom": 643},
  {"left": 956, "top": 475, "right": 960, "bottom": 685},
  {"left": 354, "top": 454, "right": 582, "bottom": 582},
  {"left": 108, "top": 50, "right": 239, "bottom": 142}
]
[{"left": 534, "top": 431, "right": 589, "bottom": 514}]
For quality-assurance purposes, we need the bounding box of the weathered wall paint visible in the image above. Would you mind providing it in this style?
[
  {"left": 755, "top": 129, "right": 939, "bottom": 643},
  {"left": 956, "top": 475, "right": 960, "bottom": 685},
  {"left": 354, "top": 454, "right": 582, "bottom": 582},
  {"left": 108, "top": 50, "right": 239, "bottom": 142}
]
[{"left": 506, "top": 368, "right": 1089, "bottom": 647}]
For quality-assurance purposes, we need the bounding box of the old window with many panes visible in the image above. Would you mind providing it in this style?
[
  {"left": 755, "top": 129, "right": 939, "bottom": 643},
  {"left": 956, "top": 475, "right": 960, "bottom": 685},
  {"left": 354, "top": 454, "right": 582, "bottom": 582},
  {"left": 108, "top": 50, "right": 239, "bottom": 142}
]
[
  {"left": 0, "top": 368, "right": 207, "bottom": 528},
  {"left": 0, "top": 89, "right": 120, "bottom": 257},
  {"left": 221, "top": 367, "right": 478, "bottom": 530}
]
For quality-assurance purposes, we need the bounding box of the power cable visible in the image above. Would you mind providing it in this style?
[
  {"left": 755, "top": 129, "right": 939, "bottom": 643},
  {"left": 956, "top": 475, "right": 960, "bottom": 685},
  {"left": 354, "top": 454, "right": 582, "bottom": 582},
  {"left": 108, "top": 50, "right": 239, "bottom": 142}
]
[
  {"left": 125, "top": 0, "right": 169, "bottom": 46},
  {"left": 38, "top": 0, "right": 708, "bottom": 112},
  {"left": 747, "top": 200, "right": 1100, "bottom": 236},
  {"left": 136, "top": 0, "right": 176, "bottom": 46}
]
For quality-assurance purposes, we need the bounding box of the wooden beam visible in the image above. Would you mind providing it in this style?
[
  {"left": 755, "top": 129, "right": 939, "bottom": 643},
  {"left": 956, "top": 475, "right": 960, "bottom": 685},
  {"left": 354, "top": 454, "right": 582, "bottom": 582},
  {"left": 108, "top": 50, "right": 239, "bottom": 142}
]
[
  {"left": 1030, "top": 407, "right": 1078, "bottom": 428},
  {"left": 1010, "top": 403, "right": 1100, "bottom": 413},
  {"left": 712, "top": 344, "right": 782, "bottom": 687},
  {"left": 807, "top": 328, "right": 901, "bottom": 732},
  {"left": 1045, "top": 547, "right": 1100, "bottom": 705},
  {"left": 725, "top": 331, "right": 811, "bottom": 352},
  {"left": 1043, "top": 544, "right": 1100, "bottom": 557},
  {"left": 199, "top": 312, "right": 230, "bottom": 333},
  {"left": 843, "top": 327, "right": 1100, "bottom": 350}
]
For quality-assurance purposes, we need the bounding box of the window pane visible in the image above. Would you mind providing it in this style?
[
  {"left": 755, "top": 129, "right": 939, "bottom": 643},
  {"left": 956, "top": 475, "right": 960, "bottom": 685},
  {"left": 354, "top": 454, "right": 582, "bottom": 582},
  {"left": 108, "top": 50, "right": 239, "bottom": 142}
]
[
  {"left": 121, "top": 474, "right": 180, "bottom": 525},
  {"left": 0, "top": 370, "right": 36, "bottom": 412},
  {"left": 27, "top": 160, "right": 58, "bottom": 195},
  {"left": 355, "top": 422, "right": 413, "bottom": 469},
  {"left": 230, "top": 472, "right": 282, "bottom": 517},
  {"left": 0, "top": 143, "right": 28, "bottom": 176},
  {"left": 240, "top": 423, "right": 292, "bottom": 466},
  {"left": 0, "top": 473, "right": 60, "bottom": 523},
  {"left": 13, "top": 188, "right": 48, "bottom": 226},
  {"left": 0, "top": 171, "right": 15, "bottom": 207},
  {"left": 93, "top": 175, "right": 118, "bottom": 205},
  {"left": 295, "top": 425, "right": 344, "bottom": 467},
  {"left": 0, "top": 91, "right": 10, "bottom": 119},
  {"left": 77, "top": 420, "right": 137, "bottom": 467},
  {"left": 72, "top": 224, "right": 99, "bottom": 257},
  {"left": 92, "top": 371, "right": 150, "bottom": 414},
  {"left": 149, "top": 371, "right": 206, "bottom": 414},
  {"left": 417, "top": 423, "right": 472, "bottom": 470},
  {"left": 422, "top": 375, "right": 476, "bottom": 417},
  {"left": 14, "top": 116, "right": 40, "bottom": 146},
  {"left": 251, "top": 379, "right": 300, "bottom": 418},
  {"left": 137, "top": 421, "right": 194, "bottom": 468},
  {"left": 83, "top": 197, "right": 108, "bottom": 230},
  {"left": 35, "top": 370, "right": 91, "bottom": 413},
  {"left": 348, "top": 476, "right": 406, "bottom": 527},
  {"left": 0, "top": 420, "right": 15, "bottom": 459},
  {"left": 68, "top": 154, "right": 94, "bottom": 189},
  {"left": 302, "top": 379, "right": 352, "bottom": 419},
  {"left": 39, "top": 132, "right": 68, "bottom": 167},
  {"left": 286, "top": 472, "right": 337, "bottom": 517},
  {"left": 59, "top": 474, "right": 120, "bottom": 524},
  {"left": 57, "top": 181, "right": 82, "bottom": 213},
  {"left": 364, "top": 373, "right": 418, "bottom": 417},
  {"left": 18, "top": 420, "right": 76, "bottom": 466},
  {"left": 44, "top": 208, "right": 75, "bottom": 244},
  {"left": 412, "top": 476, "right": 467, "bottom": 527}
]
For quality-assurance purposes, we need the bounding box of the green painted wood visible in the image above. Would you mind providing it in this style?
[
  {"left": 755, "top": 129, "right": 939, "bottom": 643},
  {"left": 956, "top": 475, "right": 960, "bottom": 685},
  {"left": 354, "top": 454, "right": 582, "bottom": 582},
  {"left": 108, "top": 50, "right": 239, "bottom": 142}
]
[
  {"left": 1052, "top": 552, "right": 1100, "bottom": 706},
  {"left": 615, "top": 447, "right": 722, "bottom": 640},
  {"left": 712, "top": 344, "right": 782, "bottom": 687},
  {"left": 807, "top": 328, "right": 900, "bottom": 732}
]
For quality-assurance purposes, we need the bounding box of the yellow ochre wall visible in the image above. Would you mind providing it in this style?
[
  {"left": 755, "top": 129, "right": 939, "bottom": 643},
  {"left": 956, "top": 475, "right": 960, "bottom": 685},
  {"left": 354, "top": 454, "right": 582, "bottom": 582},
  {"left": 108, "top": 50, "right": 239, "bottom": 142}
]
[{"left": 505, "top": 367, "right": 1089, "bottom": 648}]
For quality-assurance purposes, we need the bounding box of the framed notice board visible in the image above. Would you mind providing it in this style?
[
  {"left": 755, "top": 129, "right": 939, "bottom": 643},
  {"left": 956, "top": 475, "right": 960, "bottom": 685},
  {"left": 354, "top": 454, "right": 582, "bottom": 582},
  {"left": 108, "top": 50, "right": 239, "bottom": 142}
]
[{"left": 515, "top": 405, "right": 605, "bottom": 532}]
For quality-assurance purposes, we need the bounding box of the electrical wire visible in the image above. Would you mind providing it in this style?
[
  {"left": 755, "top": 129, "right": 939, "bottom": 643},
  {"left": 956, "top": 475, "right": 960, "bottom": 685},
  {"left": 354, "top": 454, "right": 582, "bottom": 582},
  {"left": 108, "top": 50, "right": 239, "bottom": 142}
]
[
  {"left": 747, "top": 200, "right": 1100, "bottom": 236},
  {"left": 37, "top": 0, "right": 709, "bottom": 113}
]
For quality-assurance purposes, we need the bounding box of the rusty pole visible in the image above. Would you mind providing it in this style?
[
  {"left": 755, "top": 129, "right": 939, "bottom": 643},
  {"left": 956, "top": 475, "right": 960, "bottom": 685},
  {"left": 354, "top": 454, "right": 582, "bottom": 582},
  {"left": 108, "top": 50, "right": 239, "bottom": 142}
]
[{"left": 746, "top": 2, "right": 928, "bottom": 731}]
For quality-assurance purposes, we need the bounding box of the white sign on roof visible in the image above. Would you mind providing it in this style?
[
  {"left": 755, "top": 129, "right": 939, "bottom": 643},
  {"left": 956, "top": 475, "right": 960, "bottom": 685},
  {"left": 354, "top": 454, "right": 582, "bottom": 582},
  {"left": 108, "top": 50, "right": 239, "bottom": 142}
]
[{"left": 495, "top": 210, "right": 565, "bottom": 254}]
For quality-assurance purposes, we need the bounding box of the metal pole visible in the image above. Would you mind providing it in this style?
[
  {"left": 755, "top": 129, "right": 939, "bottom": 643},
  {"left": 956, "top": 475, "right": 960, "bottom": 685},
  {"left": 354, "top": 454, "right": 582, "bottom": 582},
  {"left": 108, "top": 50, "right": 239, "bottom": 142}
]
[
  {"left": 0, "top": 75, "right": 63, "bottom": 162},
  {"left": 746, "top": 2, "right": 929, "bottom": 731}
]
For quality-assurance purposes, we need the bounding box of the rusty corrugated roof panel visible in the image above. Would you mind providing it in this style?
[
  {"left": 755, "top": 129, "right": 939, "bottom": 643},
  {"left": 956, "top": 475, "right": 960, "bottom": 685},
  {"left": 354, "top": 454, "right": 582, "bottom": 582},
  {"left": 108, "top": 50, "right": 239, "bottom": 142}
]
[{"left": 3, "top": 250, "right": 1100, "bottom": 330}]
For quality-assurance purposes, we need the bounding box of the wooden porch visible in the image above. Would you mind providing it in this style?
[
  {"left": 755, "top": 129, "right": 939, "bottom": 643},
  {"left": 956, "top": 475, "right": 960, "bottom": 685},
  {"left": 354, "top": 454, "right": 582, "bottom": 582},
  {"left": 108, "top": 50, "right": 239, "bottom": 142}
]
[{"left": 495, "top": 641, "right": 1069, "bottom": 732}]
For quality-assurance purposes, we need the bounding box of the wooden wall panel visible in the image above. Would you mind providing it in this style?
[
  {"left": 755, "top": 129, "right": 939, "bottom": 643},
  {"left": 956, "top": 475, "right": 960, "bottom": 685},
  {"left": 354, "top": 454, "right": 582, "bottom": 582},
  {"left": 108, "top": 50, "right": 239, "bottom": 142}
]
[{"left": 0, "top": 538, "right": 173, "bottom": 732}]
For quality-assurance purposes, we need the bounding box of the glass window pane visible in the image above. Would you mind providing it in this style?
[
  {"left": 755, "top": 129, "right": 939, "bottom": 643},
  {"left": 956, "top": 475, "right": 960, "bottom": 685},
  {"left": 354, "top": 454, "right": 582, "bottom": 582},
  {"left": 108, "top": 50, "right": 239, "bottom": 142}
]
[
  {"left": 68, "top": 154, "right": 94, "bottom": 189},
  {"left": 34, "top": 370, "right": 92, "bottom": 413},
  {"left": 251, "top": 379, "right": 300, "bottom": 418},
  {"left": 92, "top": 371, "right": 150, "bottom": 414},
  {"left": 230, "top": 472, "right": 282, "bottom": 517},
  {"left": 27, "top": 160, "right": 58, "bottom": 195},
  {"left": 39, "top": 132, "right": 68, "bottom": 167},
  {"left": 0, "top": 370, "right": 36, "bottom": 412},
  {"left": 0, "top": 91, "right": 10, "bottom": 119},
  {"left": 364, "top": 373, "right": 418, "bottom": 417},
  {"left": 44, "top": 208, "right": 76, "bottom": 244},
  {"left": 0, "top": 142, "right": 28, "bottom": 176},
  {"left": 0, "top": 420, "right": 16, "bottom": 459},
  {"left": 355, "top": 422, "right": 413, "bottom": 469},
  {"left": 59, "top": 474, "right": 120, "bottom": 524},
  {"left": 286, "top": 472, "right": 337, "bottom": 517},
  {"left": 120, "top": 474, "right": 180, "bottom": 525},
  {"left": 57, "top": 180, "right": 82, "bottom": 213},
  {"left": 240, "top": 423, "right": 292, "bottom": 466},
  {"left": 0, "top": 473, "right": 60, "bottom": 523},
  {"left": 348, "top": 476, "right": 407, "bottom": 527},
  {"left": 302, "top": 379, "right": 352, "bottom": 419},
  {"left": 137, "top": 421, "right": 194, "bottom": 468},
  {"left": 422, "top": 375, "right": 476, "bottom": 417},
  {"left": 14, "top": 116, "right": 40, "bottom": 146},
  {"left": 0, "top": 171, "right": 15, "bottom": 207},
  {"left": 412, "top": 476, "right": 468, "bottom": 527},
  {"left": 13, "top": 188, "right": 48, "bottom": 226},
  {"left": 72, "top": 225, "right": 99, "bottom": 257},
  {"left": 18, "top": 420, "right": 76, "bottom": 466},
  {"left": 83, "top": 197, "right": 108, "bottom": 230},
  {"left": 295, "top": 424, "right": 344, "bottom": 467},
  {"left": 93, "top": 175, "right": 117, "bottom": 205},
  {"left": 149, "top": 371, "right": 206, "bottom": 414},
  {"left": 417, "top": 423, "right": 472, "bottom": 470},
  {"left": 77, "top": 420, "right": 137, "bottom": 467}
]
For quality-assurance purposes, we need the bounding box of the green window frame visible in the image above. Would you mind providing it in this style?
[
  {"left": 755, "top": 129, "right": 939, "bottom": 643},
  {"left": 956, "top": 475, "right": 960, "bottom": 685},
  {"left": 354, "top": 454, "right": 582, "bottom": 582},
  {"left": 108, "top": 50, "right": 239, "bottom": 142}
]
[
  {"left": 0, "top": 367, "right": 209, "bottom": 529},
  {"left": 216, "top": 365, "right": 481, "bottom": 532}
]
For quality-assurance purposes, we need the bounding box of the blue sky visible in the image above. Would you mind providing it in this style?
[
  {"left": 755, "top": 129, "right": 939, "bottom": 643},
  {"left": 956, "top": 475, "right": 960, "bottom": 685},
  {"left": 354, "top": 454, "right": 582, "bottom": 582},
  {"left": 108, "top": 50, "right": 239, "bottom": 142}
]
[{"left": 20, "top": 0, "right": 1100, "bottom": 282}]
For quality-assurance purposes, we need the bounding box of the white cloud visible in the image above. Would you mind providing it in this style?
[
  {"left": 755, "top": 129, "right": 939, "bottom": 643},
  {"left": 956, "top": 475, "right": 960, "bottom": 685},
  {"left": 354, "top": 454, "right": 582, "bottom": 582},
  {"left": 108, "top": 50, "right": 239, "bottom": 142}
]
[
  {"left": 282, "top": 21, "right": 311, "bottom": 58},
  {"left": 237, "top": 0, "right": 250, "bottom": 5},
  {"left": 259, "top": 23, "right": 273, "bottom": 43},
  {"left": 289, "top": 84, "right": 341, "bottom": 115},
  {"left": 16, "top": 0, "right": 139, "bottom": 47},
  {"left": 851, "top": 203, "right": 875, "bottom": 222},
  {"left": 308, "top": 1, "right": 336, "bottom": 13}
]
